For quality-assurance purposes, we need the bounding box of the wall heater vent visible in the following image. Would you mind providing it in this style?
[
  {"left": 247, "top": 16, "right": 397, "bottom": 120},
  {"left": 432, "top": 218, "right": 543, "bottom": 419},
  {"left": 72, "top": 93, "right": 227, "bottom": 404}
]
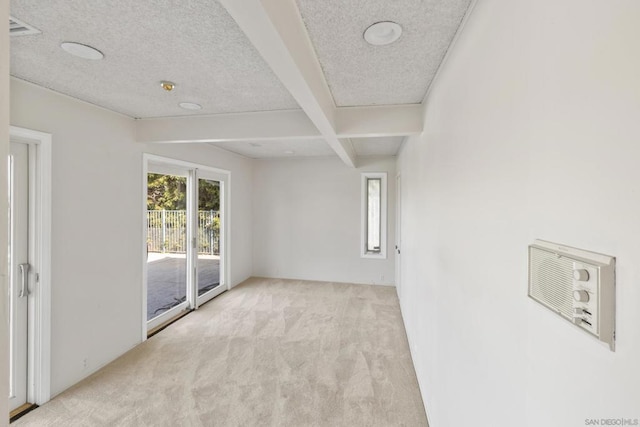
[{"left": 528, "top": 240, "right": 615, "bottom": 351}]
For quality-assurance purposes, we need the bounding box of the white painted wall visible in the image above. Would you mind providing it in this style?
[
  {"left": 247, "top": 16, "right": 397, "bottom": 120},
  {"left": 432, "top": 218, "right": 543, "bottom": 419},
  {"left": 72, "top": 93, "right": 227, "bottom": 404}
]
[
  {"left": 397, "top": 0, "right": 640, "bottom": 426},
  {"left": 253, "top": 156, "right": 395, "bottom": 285},
  {"left": 9, "top": 78, "right": 253, "bottom": 397},
  {"left": 1, "top": 1, "right": 10, "bottom": 424}
]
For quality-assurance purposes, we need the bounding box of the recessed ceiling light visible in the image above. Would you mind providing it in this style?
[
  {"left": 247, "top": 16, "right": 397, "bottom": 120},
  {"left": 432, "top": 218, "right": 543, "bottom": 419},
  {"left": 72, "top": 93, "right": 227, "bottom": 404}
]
[
  {"left": 363, "top": 21, "right": 402, "bottom": 46},
  {"left": 179, "top": 102, "right": 202, "bottom": 110},
  {"left": 284, "top": 150, "right": 295, "bottom": 155},
  {"left": 60, "top": 42, "right": 104, "bottom": 60},
  {"left": 160, "top": 81, "right": 176, "bottom": 92}
]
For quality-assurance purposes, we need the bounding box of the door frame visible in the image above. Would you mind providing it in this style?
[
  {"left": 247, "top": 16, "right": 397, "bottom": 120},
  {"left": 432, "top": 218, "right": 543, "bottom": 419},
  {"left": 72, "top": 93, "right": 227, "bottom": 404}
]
[
  {"left": 142, "top": 154, "right": 231, "bottom": 340},
  {"left": 9, "top": 125, "right": 52, "bottom": 406},
  {"left": 395, "top": 173, "right": 402, "bottom": 296}
]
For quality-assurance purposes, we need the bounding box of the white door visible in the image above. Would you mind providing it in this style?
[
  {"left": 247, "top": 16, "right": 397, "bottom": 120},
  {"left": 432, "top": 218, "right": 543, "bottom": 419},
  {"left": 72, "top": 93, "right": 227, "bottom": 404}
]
[
  {"left": 8, "top": 141, "right": 30, "bottom": 412},
  {"left": 395, "top": 174, "right": 402, "bottom": 295}
]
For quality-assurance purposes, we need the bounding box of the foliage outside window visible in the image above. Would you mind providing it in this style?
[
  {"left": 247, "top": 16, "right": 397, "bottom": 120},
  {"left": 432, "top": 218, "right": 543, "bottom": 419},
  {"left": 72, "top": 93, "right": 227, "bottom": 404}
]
[{"left": 146, "top": 173, "right": 221, "bottom": 255}]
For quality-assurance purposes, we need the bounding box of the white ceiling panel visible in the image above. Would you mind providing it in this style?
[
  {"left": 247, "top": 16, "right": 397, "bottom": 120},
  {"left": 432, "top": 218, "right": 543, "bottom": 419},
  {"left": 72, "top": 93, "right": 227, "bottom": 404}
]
[
  {"left": 296, "top": 0, "right": 472, "bottom": 107},
  {"left": 352, "top": 137, "right": 404, "bottom": 157},
  {"left": 10, "top": 0, "right": 300, "bottom": 118},
  {"left": 209, "top": 139, "right": 335, "bottom": 159}
]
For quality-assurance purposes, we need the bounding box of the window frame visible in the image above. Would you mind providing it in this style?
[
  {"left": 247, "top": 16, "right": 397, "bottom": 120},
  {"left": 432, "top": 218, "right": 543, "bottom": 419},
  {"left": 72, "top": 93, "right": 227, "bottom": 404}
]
[{"left": 360, "top": 172, "right": 387, "bottom": 259}]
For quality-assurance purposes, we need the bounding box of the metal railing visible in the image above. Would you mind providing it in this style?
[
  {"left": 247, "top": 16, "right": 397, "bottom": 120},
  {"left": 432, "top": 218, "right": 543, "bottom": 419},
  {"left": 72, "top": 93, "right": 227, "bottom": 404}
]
[{"left": 147, "top": 210, "right": 220, "bottom": 255}]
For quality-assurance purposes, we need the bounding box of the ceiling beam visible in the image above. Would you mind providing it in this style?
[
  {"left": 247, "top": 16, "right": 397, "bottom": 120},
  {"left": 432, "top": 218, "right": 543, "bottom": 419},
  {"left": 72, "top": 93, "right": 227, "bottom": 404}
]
[
  {"left": 218, "top": 0, "right": 357, "bottom": 167},
  {"left": 135, "top": 104, "right": 423, "bottom": 144},
  {"left": 336, "top": 104, "right": 424, "bottom": 138},
  {"left": 135, "top": 109, "right": 319, "bottom": 144}
]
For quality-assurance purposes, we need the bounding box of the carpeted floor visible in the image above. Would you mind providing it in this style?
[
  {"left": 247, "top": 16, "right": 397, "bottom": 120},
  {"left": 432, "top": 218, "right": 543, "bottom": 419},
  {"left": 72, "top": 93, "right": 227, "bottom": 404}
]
[{"left": 14, "top": 277, "right": 428, "bottom": 426}]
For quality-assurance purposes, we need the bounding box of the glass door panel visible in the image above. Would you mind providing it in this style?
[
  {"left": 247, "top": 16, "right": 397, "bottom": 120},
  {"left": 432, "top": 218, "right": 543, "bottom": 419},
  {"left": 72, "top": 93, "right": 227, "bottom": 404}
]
[
  {"left": 146, "top": 172, "right": 189, "bottom": 325},
  {"left": 196, "top": 176, "right": 225, "bottom": 304}
]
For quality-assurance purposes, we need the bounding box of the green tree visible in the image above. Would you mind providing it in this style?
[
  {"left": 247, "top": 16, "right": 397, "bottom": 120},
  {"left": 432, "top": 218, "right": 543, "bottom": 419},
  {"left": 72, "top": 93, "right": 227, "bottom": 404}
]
[
  {"left": 147, "top": 174, "right": 220, "bottom": 211},
  {"left": 147, "top": 174, "right": 187, "bottom": 210},
  {"left": 198, "top": 179, "right": 220, "bottom": 211}
]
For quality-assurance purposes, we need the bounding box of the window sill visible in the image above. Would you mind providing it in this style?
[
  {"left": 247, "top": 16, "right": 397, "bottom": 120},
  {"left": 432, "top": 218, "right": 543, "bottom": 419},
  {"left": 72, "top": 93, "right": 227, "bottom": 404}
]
[{"left": 361, "top": 252, "right": 387, "bottom": 259}]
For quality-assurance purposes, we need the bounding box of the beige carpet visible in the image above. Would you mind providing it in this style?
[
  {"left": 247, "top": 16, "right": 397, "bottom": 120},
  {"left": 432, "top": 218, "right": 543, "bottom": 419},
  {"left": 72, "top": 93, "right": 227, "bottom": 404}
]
[{"left": 15, "top": 277, "right": 428, "bottom": 426}]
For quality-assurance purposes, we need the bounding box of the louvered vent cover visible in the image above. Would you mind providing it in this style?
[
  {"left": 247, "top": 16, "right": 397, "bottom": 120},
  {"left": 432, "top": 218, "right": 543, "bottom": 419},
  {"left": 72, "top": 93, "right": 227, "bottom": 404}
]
[
  {"left": 9, "top": 16, "right": 41, "bottom": 36},
  {"left": 529, "top": 247, "right": 573, "bottom": 319}
]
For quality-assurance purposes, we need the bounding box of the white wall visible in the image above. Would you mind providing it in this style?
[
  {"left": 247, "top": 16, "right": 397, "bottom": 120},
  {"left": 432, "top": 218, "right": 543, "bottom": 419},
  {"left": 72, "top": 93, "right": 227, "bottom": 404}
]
[
  {"left": 397, "top": 0, "right": 640, "bottom": 426},
  {"left": 9, "top": 78, "right": 253, "bottom": 397},
  {"left": 1, "top": 1, "right": 10, "bottom": 424},
  {"left": 253, "top": 156, "right": 395, "bottom": 286}
]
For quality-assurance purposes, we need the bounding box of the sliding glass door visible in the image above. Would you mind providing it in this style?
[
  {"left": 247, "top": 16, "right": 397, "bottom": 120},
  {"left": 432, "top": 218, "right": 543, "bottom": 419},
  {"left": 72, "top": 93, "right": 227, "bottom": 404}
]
[{"left": 145, "top": 158, "right": 228, "bottom": 331}]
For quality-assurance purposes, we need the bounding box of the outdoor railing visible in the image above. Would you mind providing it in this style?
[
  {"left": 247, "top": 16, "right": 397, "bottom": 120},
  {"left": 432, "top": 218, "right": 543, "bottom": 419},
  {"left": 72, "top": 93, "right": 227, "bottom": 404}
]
[{"left": 147, "top": 210, "right": 220, "bottom": 255}]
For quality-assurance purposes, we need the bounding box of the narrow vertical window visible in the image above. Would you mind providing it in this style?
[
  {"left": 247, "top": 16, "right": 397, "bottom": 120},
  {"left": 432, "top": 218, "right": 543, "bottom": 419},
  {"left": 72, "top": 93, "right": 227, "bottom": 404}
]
[
  {"left": 366, "top": 178, "right": 381, "bottom": 253},
  {"left": 361, "top": 172, "right": 387, "bottom": 258}
]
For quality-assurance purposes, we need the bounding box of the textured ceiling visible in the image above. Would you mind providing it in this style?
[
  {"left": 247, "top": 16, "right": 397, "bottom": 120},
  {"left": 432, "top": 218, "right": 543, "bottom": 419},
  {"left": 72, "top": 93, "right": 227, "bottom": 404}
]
[
  {"left": 208, "top": 139, "right": 336, "bottom": 159},
  {"left": 352, "top": 136, "right": 404, "bottom": 156},
  {"left": 9, "top": 0, "right": 458, "bottom": 159},
  {"left": 10, "top": 0, "right": 299, "bottom": 118},
  {"left": 296, "top": 0, "right": 472, "bottom": 107}
]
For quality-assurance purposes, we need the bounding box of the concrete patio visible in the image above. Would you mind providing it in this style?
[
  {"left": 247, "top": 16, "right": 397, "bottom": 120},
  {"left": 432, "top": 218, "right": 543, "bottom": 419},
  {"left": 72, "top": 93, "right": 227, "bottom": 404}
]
[{"left": 146, "top": 254, "right": 220, "bottom": 320}]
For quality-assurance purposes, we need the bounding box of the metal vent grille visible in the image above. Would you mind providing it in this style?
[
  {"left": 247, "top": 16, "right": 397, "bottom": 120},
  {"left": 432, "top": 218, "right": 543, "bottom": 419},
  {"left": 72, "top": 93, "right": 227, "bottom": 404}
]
[
  {"left": 529, "top": 247, "right": 573, "bottom": 319},
  {"left": 9, "top": 16, "right": 41, "bottom": 36}
]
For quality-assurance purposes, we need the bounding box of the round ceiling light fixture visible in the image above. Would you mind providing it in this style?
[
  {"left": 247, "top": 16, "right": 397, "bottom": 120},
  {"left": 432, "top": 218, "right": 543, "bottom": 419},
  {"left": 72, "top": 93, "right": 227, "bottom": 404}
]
[
  {"left": 160, "top": 81, "right": 176, "bottom": 92},
  {"left": 363, "top": 21, "right": 403, "bottom": 46},
  {"left": 179, "top": 102, "right": 202, "bottom": 110},
  {"left": 60, "top": 42, "right": 104, "bottom": 60}
]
